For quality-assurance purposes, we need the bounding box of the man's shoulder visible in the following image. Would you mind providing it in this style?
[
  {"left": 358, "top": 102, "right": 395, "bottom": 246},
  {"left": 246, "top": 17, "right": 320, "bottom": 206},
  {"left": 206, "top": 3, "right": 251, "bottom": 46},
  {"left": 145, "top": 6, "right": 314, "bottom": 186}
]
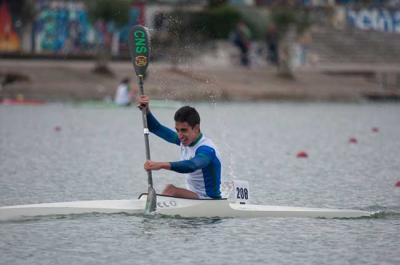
[
  {"left": 197, "top": 135, "right": 216, "bottom": 147},
  {"left": 195, "top": 136, "right": 219, "bottom": 154}
]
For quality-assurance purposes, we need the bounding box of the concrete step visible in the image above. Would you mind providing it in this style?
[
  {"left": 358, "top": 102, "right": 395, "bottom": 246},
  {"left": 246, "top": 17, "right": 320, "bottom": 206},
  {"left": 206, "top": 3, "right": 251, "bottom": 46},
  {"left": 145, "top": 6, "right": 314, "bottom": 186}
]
[{"left": 309, "top": 26, "right": 400, "bottom": 64}]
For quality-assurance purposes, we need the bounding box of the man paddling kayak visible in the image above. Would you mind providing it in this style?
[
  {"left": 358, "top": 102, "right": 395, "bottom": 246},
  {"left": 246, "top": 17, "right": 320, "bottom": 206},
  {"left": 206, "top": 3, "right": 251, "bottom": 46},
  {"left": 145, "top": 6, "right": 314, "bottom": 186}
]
[{"left": 137, "top": 95, "right": 222, "bottom": 199}]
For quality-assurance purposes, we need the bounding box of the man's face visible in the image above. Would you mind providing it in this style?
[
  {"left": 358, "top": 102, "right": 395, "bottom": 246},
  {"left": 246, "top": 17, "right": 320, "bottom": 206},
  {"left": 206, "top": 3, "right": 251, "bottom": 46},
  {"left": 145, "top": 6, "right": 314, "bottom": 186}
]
[{"left": 175, "top": 121, "right": 200, "bottom": 146}]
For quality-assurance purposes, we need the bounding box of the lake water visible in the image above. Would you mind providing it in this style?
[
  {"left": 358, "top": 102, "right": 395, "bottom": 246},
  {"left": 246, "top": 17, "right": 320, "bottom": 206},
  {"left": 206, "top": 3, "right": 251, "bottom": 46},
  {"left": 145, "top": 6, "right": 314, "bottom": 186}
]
[{"left": 0, "top": 102, "right": 399, "bottom": 265}]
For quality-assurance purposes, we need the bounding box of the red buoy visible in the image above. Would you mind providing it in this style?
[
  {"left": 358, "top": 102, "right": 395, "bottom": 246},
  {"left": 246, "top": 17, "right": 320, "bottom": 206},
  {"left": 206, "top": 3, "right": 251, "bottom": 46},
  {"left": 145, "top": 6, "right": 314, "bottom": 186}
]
[
  {"left": 349, "top": 137, "right": 357, "bottom": 144},
  {"left": 54, "top": 126, "right": 61, "bottom": 132},
  {"left": 296, "top": 151, "right": 308, "bottom": 158},
  {"left": 395, "top": 181, "right": 400, "bottom": 187},
  {"left": 372, "top": 127, "right": 379, "bottom": 133}
]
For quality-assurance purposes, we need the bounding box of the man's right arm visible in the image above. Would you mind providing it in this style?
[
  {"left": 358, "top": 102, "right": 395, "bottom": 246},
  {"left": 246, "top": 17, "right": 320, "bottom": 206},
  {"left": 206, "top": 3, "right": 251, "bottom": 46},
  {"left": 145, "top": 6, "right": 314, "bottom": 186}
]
[{"left": 147, "top": 112, "right": 180, "bottom": 145}]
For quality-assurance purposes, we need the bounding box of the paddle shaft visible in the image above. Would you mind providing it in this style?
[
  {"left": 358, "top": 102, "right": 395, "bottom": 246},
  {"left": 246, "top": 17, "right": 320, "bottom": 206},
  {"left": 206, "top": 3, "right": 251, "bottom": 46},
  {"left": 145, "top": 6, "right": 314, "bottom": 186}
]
[
  {"left": 138, "top": 75, "right": 153, "bottom": 188},
  {"left": 128, "top": 25, "right": 156, "bottom": 213}
]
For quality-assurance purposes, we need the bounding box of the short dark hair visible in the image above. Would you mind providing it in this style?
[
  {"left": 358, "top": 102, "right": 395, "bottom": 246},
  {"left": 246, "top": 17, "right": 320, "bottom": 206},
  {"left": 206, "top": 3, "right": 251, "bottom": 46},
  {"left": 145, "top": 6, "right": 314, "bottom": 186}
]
[
  {"left": 174, "top": 106, "right": 200, "bottom": 128},
  {"left": 121, "top": 77, "right": 130, "bottom": 84}
]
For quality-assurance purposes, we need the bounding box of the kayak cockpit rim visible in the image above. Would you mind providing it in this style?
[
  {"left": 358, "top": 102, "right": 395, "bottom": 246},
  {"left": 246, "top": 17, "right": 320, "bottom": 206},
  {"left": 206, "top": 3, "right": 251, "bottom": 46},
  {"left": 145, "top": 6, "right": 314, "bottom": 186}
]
[{"left": 137, "top": 193, "right": 228, "bottom": 201}]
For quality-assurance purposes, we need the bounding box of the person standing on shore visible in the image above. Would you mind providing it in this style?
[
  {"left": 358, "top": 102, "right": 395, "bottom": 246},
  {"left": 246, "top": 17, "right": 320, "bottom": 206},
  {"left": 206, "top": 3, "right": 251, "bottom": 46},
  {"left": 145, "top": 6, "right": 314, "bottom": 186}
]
[
  {"left": 137, "top": 95, "right": 222, "bottom": 199},
  {"left": 265, "top": 23, "right": 279, "bottom": 66},
  {"left": 232, "top": 21, "right": 251, "bottom": 67}
]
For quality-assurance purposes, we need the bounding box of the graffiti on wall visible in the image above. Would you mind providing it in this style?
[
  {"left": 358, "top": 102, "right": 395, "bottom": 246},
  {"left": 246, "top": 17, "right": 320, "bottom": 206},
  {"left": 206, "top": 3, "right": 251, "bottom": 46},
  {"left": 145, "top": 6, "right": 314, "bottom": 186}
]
[
  {"left": 0, "top": 0, "right": 145, "bottom": 55},
  {"left": 346, "top": 8, "right": 400, "bottom": 33},
  {"left": 0, "top": 0, "right": 20, "bottom": 52},
  {"left": 34, "top": 1, "right": 145, "bottom": 54},
  {"left": 35, "top": 1, "right": 95, "bottom": 53},
  {"left": 116, "top": 3, "right": 145, "bottom": 52}
]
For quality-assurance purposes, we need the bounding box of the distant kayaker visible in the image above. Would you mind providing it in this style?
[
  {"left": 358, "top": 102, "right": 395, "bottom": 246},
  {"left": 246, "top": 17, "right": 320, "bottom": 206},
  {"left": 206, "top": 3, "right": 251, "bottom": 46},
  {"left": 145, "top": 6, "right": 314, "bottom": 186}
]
[{"left": 137, "top": 95, "right": 222, "bottom": 199}]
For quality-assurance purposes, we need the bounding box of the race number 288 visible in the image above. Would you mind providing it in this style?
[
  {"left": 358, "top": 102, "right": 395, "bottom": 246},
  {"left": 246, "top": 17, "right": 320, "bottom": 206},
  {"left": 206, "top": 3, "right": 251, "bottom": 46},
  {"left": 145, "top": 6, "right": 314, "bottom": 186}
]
[{"left": 236, "top": 187, "right": 249, "bottom": 200}]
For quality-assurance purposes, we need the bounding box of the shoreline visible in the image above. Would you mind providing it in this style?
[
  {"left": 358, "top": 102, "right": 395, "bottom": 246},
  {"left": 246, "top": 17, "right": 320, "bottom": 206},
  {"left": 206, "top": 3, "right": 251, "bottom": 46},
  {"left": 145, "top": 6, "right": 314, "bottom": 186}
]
[{"left": 1, "top": 59, "right": 398, "bottom": 103}]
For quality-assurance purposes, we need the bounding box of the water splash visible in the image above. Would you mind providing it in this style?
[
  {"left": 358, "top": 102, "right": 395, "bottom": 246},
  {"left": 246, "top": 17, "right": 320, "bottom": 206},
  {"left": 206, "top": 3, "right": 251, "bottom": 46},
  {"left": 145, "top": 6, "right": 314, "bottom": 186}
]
[{"left": 363, "top": 205, "right": 400, "bottom": 219}]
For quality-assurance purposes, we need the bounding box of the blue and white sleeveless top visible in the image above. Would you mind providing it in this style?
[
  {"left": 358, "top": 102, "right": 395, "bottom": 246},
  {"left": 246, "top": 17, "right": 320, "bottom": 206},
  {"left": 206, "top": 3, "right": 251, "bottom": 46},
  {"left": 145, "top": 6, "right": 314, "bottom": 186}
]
[{"left": 147, "top": 112, "right": 221, "bottom": 199}]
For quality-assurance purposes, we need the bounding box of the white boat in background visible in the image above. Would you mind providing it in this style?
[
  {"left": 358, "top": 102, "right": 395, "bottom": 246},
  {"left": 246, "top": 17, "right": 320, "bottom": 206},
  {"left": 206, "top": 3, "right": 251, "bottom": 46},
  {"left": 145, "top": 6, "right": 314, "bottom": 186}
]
[{"left": 0, "top": 194, "right": 374, "bottom": 221}]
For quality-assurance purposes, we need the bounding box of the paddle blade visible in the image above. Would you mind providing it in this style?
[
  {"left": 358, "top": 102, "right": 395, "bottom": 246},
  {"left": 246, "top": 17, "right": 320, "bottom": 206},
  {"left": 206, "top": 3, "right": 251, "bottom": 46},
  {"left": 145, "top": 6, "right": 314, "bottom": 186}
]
[
  {"left": 145, "top": 187, "right": 157, "bottom": 214},
  {"left": 128, "top": 25, "right": 150, "bottom": 77}
]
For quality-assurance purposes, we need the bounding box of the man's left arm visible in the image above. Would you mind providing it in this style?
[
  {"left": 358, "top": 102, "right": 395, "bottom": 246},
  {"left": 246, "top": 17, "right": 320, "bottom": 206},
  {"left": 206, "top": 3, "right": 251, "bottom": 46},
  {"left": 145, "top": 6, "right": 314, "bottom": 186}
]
[
  {"left": 143, "top": 146, "right": 215, "bottom": 172},
  {"left": 169, "top": 146, "right": 214, "bottom": 173}
]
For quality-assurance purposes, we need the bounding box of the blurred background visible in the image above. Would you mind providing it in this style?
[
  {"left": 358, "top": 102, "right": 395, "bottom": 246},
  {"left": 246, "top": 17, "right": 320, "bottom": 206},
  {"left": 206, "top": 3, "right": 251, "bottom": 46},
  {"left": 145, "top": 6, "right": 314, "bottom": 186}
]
[
  {"left": 1, "top": 4, "right": 400, "bottom": 264},
  {"left": 0, "top": 0, "right": 399, "bottom": 103}
]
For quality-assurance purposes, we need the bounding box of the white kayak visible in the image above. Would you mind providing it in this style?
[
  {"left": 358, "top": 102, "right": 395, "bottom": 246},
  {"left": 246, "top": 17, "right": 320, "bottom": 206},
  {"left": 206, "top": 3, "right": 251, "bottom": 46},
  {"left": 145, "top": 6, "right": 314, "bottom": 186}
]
[{"left": 0, "top": 194, "right": 374, "bottom": 221}]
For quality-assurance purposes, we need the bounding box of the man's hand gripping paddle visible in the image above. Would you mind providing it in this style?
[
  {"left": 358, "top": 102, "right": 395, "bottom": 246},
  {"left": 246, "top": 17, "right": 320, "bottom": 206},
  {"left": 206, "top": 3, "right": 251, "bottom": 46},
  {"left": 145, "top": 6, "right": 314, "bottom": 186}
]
[{"left": 128, "top": 25, "right": 156, "bottom": 214}]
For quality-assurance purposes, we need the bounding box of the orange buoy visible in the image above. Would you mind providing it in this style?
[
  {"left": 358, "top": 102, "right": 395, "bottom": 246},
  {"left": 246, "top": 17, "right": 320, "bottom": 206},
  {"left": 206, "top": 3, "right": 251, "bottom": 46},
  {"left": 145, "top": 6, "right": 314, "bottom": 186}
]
[
  {"left": 296, "top": 151, "right": 308, "bottom": 158},
  {"left": 349, "top": 137, "right": 357, "bottom": 144}
]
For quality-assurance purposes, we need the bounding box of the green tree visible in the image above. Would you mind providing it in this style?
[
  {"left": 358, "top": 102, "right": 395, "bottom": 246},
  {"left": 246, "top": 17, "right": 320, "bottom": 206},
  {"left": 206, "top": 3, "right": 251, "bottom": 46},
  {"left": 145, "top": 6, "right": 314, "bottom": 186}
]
[
  {"left": 85, "top": 0, "right": 130, "bottom": 27},
  {"left": 7, "top": 0, "right": 36, "bottom": 54},
  {"left": 9, "top": 0, "right": 36, "bottom": 25},
  {"left": 84, "top": 0, "right": 131, "bottom": 76},
  {"left": 270, "top": 6, "right": 311, "bottom": 78},
  {"left": 207, "top": 0, "right": 228, "bottom": 8},
  {"left": 158, "top": 4, "right": 240, "bottom": 69}
]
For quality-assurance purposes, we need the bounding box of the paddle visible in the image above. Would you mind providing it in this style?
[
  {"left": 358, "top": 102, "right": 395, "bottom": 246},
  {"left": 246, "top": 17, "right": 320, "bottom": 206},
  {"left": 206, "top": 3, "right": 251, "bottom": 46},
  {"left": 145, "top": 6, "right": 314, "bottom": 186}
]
[{"left": 128, "top": 25, "right": 156, "bottom": 214}]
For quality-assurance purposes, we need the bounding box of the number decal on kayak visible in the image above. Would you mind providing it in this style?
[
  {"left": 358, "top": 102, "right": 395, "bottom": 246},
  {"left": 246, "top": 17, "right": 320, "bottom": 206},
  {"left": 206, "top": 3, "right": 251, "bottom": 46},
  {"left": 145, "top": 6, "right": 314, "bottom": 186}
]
[
  {"left": 236, "top": 187, "right": 249, "bottom": 200},
  {"left": 230, "top": 180, "right": 250, "bottom": 204}
]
